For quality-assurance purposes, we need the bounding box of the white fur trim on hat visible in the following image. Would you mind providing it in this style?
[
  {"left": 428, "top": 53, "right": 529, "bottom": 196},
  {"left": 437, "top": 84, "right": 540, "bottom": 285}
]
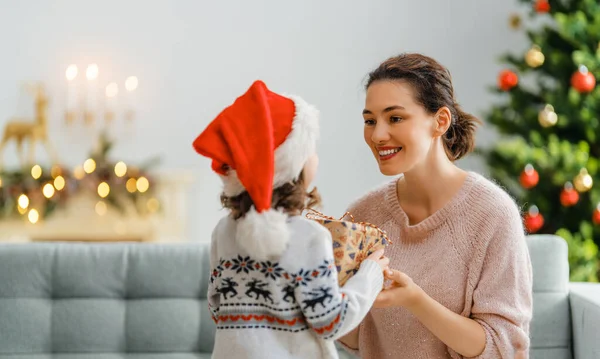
[
  {"left": 222, "top": 95, "right": 320, "bottom": 197},
  {"left": 235, "top": 207, "right": 290, "bottom": 261}
]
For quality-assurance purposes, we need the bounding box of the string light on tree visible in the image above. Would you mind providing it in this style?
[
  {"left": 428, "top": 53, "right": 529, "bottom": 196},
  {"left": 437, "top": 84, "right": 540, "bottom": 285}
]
[
  {"left": 136, "top": 176, "right": 150, "bottom": 193},
  {"left": 573, "top": 168, "right": 593, "bottom": 192},
  {"left": 525, "top": 45, "right": 545, "bottom": 68},
  {"left": 560, "top": 182, "right": 579, "bottom": 207},
  {"left": 54, "top": 176, "right": 66, "bottom": 191},
  {"left": 42, "top": 183, "right": 55, "bottom": 199},
  {"left": 534, "top": 0, "right": 550, "bottom": 13},
  {"left": 28, "top": 208, "right": 39, "bottom": 224},
  {"left": 73, "top": 166, "right": 86, "bottom": 180},
  {"left": 524, "top": 205, "right": 544, "bottom": 233},
  {"left": 18, "top": 194, "right": 29, "bottom": 209},
  {"left": 126, "top": 178, "right": 137, "bottom": 193},
  {"left": 519, "top": 164, "right": 539, "bottom": 189},
  {"left": 114, "top": 161, "right": 127, "bottom": 177},
  {"left": 498, "top": 69, "right": 518, "bottom": 91},
  {"left": 97, "top": 182, "right": 110, "bottom": 198},
  {"left": 538, "top": 104, "right": 558, "bottom": 128},
  {"left": 31, "top": 165, "right": 42, "bottom": 179},
  {"left": 571, "top": 65, "right": 596, "bottom": 93},
  {"left": 83, "top": 159, "right": 97, "bottom": 174}
]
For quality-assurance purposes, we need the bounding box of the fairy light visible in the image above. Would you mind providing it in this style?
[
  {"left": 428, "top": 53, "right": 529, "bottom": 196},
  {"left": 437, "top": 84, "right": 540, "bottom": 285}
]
[
  {"left": 126, "top": 178, "right": 137, "bottom": 193},
  {"left": 74, "top": 166, "right": 85, "bottom": 180},
  {"left": 97, "top": 182, "right": 110, "bottom": 198},
  {"left": 18, "top": 194, "right": 29, "bottom": 209},
  {"left": 28, "top": 209, "right": 39, "bottom": 224},
  {"left": 136, "top": 176, "right": 149, "bottom": 193},
  {"left": 31, "top": 165, "right": 42, "bottom": 179},
  {"left": 42, "top": 183, "right": 55, "bottom": 198},
  {"left": 83, "top": 159, "right": 96, "bottom": 174},
  {"left": 114, "top": 161, "right": 127, "bottom": 177},
  {"left": 54, "top": 176, "right": 66, "bottom": 190}
]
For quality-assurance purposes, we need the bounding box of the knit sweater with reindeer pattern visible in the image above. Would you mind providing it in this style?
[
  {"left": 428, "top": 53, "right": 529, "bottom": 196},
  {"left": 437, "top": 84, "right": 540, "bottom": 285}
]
[{"left": 207, "top": 214, "right": 384, "bottom": 359}]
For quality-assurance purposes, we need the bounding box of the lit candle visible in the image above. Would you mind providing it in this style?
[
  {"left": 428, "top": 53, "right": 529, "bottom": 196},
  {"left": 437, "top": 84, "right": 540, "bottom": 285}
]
[
  {"left": 65, "top": 64, "right": 78, "bottom": 125},
  {"left": 124, "top": 76, "right": 138, "bottom": 122},
  {"left": 105, "top": 82, "right": 118, "bottom": 123},
  {"left": 85, "top": 63, "right": 99, "bottom": 125}
]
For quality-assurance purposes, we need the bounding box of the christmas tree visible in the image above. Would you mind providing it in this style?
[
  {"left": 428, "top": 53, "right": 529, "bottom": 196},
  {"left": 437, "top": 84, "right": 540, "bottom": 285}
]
[{"left": 479, "top": 0, "right": 600, "bottom": 282}]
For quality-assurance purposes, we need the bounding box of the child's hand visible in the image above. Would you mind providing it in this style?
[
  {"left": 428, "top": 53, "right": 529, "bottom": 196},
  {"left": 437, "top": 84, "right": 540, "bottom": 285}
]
[
  {"left": 365, "top": 249, "right": 390, "bottom": 271},
  {"left": 374, "top": 269, "right": 424, "bottom": 309}
]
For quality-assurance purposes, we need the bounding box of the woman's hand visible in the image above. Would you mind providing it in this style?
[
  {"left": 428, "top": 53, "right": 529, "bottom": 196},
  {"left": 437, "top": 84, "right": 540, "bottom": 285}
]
[
  {"left": 364, "top": 249, "right": 390, "bottom": 272},
  {"left": 374, "top": 269, "right": 424, "bottom": 309}
]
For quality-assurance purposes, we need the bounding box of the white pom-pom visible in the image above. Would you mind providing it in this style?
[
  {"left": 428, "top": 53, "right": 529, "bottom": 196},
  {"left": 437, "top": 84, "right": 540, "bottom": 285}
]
[{"left": 235, "top": 207, "right": 290, "bottom": 261}]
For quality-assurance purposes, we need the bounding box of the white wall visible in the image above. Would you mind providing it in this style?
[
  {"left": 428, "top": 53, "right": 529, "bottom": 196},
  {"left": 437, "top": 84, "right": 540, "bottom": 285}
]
[{"left": 0, "top": 0, "right": 529, "bottom": 242}]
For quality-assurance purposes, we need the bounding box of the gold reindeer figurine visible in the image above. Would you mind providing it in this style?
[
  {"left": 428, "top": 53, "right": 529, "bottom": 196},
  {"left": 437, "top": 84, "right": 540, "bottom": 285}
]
[{"left": 0, "top": 83, "right": 58, "bottom": 169}]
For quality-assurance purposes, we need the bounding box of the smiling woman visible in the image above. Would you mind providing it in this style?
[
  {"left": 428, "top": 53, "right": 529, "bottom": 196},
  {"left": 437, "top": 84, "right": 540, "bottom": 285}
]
[{"left": 338, "top": 53, "right": 533, "bottom": 359}]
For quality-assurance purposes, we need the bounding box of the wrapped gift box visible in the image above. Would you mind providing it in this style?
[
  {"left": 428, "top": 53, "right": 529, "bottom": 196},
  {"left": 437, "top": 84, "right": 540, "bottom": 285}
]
[{"left": 306, "top": 209, "right": 391, "bottom": 285}]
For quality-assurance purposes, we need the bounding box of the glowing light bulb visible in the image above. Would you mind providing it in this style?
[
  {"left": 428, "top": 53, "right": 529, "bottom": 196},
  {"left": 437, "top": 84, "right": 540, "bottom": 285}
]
[
  {"left": 31, "top": 165, "right": 42, "bottom": 179},
  {"left": 114, "top": 161, "right": 127, "bottom": 177},
  {"left": 98, "top": 182, "right": 110, "bottom": 198},
  {"left": 86, "top": 63, "right": 99, "bottom": 80},
  {"left": 83, "top": 159, "right": 96, "bottom": 174},
  {"left": 42, "top": 183, "right": 55, "bottom": 198},
  {"left": 125, "top": 76, "right": 138, "bottom": 91},
  {"left": 28, "top": 209, "right": 39, "bottom": 224},
  {"left": 136, "top": 176, "right": 149, "bottom": 193},
  {"left": 18, "top": 194, "right": 29, "bottom": 209},
  {"left": 66, "top": 64, "right": 78, "bottom": 81},
  {"left": 54, "top": 176, "right": 66, "bottom": 190}
]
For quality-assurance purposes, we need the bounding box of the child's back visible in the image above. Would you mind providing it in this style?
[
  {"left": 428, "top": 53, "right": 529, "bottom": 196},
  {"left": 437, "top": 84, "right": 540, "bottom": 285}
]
[
  {"left": 192, "top": 80, "right": 386, "bottom": 359},
  {"left": 209, "top": 215, "right": 384, "bottom": 359}
]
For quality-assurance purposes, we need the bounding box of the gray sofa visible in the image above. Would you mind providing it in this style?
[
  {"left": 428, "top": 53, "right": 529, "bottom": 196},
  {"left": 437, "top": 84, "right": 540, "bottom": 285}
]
[{"left": 0, "top": 235, "right": 598, "bottom": 358}]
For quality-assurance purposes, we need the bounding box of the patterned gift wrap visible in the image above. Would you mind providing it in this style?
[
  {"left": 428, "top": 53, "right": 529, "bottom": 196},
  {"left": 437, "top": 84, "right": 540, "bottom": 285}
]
[{"left": 305, "top": 209, "right": 392, "bottom": 285}]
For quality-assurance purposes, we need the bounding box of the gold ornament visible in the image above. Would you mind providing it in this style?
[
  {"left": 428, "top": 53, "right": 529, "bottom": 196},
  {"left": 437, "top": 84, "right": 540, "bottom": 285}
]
[
  {"left": 525, "top": 45, "right": 545, "bottom": 68},
  {"left": 538, "top": 104, "right": 558, "bottom": 127},
  {"left": 509, "top": 13, "right": 522, "bottom": 30},
  {"left": 573, "top": 168, "right": 593, "bottom": 192}
]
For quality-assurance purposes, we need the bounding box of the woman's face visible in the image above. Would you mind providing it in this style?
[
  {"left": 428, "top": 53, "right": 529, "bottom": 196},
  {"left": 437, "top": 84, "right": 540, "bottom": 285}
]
[{"left": 363, "top": 80, "right": 437, "bottom": 176}]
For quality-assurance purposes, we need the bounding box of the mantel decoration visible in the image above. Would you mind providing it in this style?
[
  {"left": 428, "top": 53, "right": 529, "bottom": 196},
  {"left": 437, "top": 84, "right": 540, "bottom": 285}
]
[{"left": 0, "top": 63, "right": 161, "bottom": 224}]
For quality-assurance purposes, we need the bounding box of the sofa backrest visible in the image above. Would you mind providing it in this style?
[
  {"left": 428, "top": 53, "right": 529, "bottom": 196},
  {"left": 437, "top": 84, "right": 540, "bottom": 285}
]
[
  {"left": 527, "top": 235, "right": 572, "bottom": 359},
  {"left": 0, "top": 243, "right": 215, "bottom": 355}
]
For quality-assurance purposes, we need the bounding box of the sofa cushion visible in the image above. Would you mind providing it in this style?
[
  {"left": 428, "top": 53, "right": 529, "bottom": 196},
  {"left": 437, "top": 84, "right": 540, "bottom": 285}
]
[
  {"left": 0, "top": 243, "right": 215, "bottom": 355},
  {"left": 527, "top": 235, "right": 572, "bottom": 356}
]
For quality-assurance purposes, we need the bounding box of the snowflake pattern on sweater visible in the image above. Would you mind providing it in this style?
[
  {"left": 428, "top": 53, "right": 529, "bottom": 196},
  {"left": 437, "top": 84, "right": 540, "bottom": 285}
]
[{"left": 209, "top": 254, "right": 348, "bottom": 338}]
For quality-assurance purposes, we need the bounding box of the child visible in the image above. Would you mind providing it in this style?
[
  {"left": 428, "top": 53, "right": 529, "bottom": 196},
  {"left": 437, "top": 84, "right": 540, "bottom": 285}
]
[{"left": 193, "top": 80, "right": 389, "bottom": 359}]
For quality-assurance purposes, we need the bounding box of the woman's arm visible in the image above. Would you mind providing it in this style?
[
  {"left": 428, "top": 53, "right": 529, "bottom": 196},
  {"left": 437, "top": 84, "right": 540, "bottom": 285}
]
[{"left": 376, "top": 270, "right": 486, "bottom": 357}]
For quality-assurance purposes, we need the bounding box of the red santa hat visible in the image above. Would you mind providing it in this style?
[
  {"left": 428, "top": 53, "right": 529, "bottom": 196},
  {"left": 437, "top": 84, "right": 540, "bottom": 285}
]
[{"left": 193, "top": 80, "right": 319, "bottom": 260}]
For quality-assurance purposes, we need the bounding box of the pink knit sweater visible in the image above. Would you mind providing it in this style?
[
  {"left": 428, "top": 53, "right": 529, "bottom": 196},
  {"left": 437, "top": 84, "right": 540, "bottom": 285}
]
[{"left": 340, "top": 172, "right": 533, "bottom": 358}]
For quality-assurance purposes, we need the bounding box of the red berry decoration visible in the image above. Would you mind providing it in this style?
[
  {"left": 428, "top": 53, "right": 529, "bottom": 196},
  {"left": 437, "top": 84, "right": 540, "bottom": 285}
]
[
  {"left": 524, "top": 205, "right": 544, "bottom": 233},
  {"left": 534, "top": 0, "right": 550, "bottom": 13},
  {"left": 519, "top": 164, "right": 539, "bottom": 189},
  {"left": 498, "top": 69, "right": 519, "bottom": 91},
  {"left": 593, "top": 204, "right": 600, "bottom": 226},
  {"left": 571, "top": 65, "right": 596, "bottom": 93},
  {"left": 560, "top": 182, "right": 579, "bottom": 207}
]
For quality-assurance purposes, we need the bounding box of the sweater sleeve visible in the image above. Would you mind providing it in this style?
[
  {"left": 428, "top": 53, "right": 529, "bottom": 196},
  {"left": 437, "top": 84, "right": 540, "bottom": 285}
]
[
  {"left": 207, "top": 225, "right": 221, "bottom": 323},
  {"left": 293, "top": 227, "right": 384, "bottom": 341},
  {"left": 465, "top": 203, "right": 533, "bottom": 358}
]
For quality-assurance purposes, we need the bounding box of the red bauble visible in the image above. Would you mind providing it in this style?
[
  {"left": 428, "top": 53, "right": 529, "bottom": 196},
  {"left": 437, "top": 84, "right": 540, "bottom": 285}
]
[
  {"left": 560, "top": 182, "right": 579, "bottom": 207},
  {"left": 524, "top": 206, "right": 544, "bottom": 233},
  {"left": 593, "top": 204, "right": 600, "bottom": 225},
  {"left": 534, "top": 0, "right": 550, "bottom": 13},
  {"left": 519, "top": 164, "right": 539, "bottom": 189},
  {"left": 498, "top": 69, "right": 519, "bottom": 91},
  {"left": 571, "top": 66, "right": 596, "bottom": 93}
]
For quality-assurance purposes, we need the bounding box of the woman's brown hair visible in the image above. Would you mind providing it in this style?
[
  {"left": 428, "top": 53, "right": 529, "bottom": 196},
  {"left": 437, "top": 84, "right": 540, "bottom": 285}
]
[
  {"left": 366, "top": 53, "right": 481, "bottom": 161},
  {"left": 221, "top": 171, "right": 321, "bottom": 219}
]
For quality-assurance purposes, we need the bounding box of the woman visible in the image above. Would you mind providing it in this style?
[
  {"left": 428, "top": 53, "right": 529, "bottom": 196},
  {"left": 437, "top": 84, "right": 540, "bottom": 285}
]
[{"left": 338, "top": 53, "right": 533, "bottom": 358}]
